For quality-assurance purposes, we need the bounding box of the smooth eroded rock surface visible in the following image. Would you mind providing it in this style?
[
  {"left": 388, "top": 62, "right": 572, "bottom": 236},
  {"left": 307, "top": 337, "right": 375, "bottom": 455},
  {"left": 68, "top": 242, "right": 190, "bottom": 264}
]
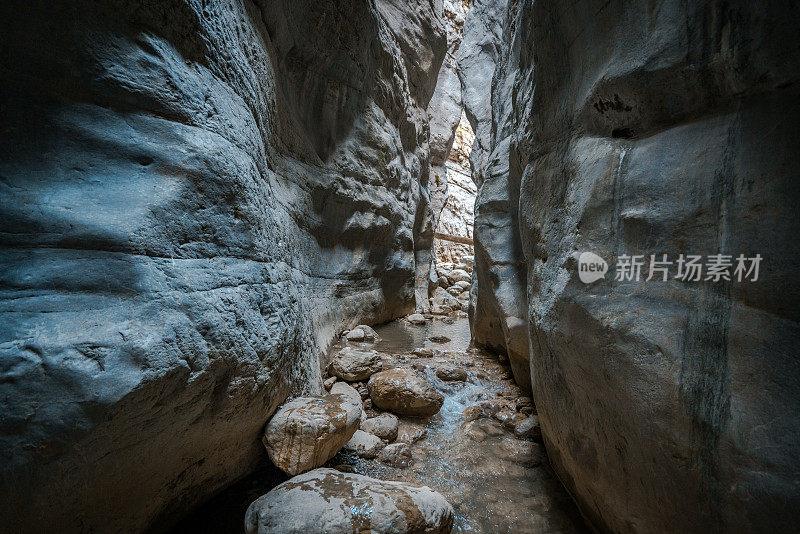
[
  {"left": 244, "top": 468, "right": 453, "bottom": 534},
  {"left": 0, "top": 0, "right": 447, "bottom": 530},
  {"left": 361, "top": 413, "right": 400, "bottom": 442},
  {"left": 469, "top": 0, "right": 800, "bottom": 531}
]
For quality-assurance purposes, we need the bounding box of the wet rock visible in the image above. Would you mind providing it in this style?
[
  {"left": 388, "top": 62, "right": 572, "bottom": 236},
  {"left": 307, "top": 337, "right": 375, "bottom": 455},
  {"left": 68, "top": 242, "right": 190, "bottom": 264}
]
[
  {"left": 361, "top": 413, "right": 399, "bottom": 442},
  {"left": 494, "top": 408, "right": 515, "bottom": 426},
  {"left": 342, "top": 430, "right": 385, "bottom": 459},
  {"left": 441, "top": 317, "right": 455, "bottom": 325},
  {"left": 428, "top": 335, "right": 451, "bottom": 344},
  {"left": 244, "top": 468, "right": 453, "bottom": 534},
  {"left": 436, "top": 367, "right": 468, "bottom": 382},
  {"left": 407, "top": 313, "right": 428, "bottom": 325},
  {"left": 396, "top": 423, "right": 427, "bottom": 444},
  {"left": 369, "top": 368, "right": 444, "bottom": 417},
  {"left": 413, "top": 347, "right": 434, "bottom": 357},
  {"left": 323, "top": 377, "right": 337, "bottom": 391},
  {"left": 334, "top": 464, "right": 355, "bottom": 474},
  {"left": 462, "top": 405, "right": 483, "bottom": 422},
  {"left": 514, "top": 416, "right": 542, "bottom": 442},
  {"left": 378, "top": 443, "right": 413, "bottom": 468},
  {"left": 345, "top": 327, "right": 366, "bottom": 342},
  {"left": 477, "top": 399, "right": 505, "bottom": 417},
  {"left": 330, "top": 347, "right": 383, "bottom": 382},
  {"left": 263, "top": 393, "right": 363, "bottom": 476},
  {"left": 354, "top": 324, "right": 380, "bottom": 341}
]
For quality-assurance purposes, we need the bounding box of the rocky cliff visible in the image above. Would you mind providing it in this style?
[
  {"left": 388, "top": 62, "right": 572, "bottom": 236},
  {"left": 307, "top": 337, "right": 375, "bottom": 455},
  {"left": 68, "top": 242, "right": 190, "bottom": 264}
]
[
  {"left": 468, "top": 0, "right": 800, "bottom": 531},
  {"left": 0, "top": 1, "right": 446, "bottom": 531}
]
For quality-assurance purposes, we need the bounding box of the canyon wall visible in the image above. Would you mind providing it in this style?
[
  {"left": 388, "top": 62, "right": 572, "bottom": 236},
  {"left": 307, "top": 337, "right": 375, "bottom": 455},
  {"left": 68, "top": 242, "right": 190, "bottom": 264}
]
[
  {"left": 470, "top": 0, "right": 800, "bottom": 531},
  {"left": 0, "top": 1, "right": 445, "bottom": 531},
  {"left": 459, "top": 0, "right": 533, "bottom": 393}
]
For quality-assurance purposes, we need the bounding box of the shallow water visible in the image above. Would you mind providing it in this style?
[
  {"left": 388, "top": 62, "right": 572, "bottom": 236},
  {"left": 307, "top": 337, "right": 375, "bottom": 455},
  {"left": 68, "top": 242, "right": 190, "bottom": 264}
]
[
  {"left": 333, "top": 317, "right": 588, "bottom": 533},
  {"left": 171, "top": 316, "right": 587, "bottom": 533}
]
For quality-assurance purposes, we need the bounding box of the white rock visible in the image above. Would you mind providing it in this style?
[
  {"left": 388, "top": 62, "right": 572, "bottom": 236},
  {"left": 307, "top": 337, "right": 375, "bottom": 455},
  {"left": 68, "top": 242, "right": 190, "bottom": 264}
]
[
  {"left": 330, "top": 347, "right": 383, "bottom": 381},
  {"left": 361, "top": 413, "right": 399, "bottom": 442},
  {"left": 343, "top": 429, "right": 386, "bottom": 459},
  {"left": 245, "top": 468, "right": 453, "bottom": 534}
]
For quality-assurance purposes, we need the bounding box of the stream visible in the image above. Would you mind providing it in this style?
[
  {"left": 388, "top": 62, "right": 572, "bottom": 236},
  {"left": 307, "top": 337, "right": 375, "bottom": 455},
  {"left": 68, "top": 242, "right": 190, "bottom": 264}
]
[{"left": 172, "top": 316, "right": 587, "bottom": 533}]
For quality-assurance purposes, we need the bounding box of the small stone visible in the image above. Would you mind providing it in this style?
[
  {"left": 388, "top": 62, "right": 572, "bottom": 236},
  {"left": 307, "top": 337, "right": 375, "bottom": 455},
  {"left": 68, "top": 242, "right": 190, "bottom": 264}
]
[
  {"left": 442, "top": 317, "right": 455, "bottom": 324},
  {"left": 428, "top": 335, "right": 451, "bottom": 343},
  {"left": 323, "top": 377, "right": 336, "bottom": 391},
  {"left": 514, "top": 415, "right": 543, "bottom": 442},
  {"left": 497, "top": 352, "right": 509, "bottom": 363},
  {"left": 342, "top": 429, "right": 385, "bottom": 459},
  {"left": 333, "top": 464, "right": 354, "bottom": 473},
  {"left": 377, "top": 442, "right": 412, "bottom": 467},
  {"left": 494, "top": 408, "right": 515, "bottom": 426},
  {"left": 396, "top": 423, "right": 427, "bottom": 444},
  {"left": 363, "top": 398, "right": 373, "bottom": 411},
  {"left": 436, "top": 367, "right": 468, "bottom": 381},
  {"left": 361, "top": 413, "right": 399, "bottom": 442},
  {"left": 413, "top": 347, "right": 434, "bottom": 357},
  {"left": 407, "top": 313, "right": 427, "bottom": 325},
  {"left": 345, "top": 327, "right": 366, "bottom": 341},
  {"left": 462, "top": 405, "right": 482, "bottom": 422}
]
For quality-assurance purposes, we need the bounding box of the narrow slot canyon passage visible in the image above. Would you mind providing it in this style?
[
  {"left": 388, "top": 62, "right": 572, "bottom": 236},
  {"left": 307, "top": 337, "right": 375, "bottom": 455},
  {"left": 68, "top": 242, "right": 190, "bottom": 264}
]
[{"left": 1, "top": 1, "right": 799, "bottom": 534}]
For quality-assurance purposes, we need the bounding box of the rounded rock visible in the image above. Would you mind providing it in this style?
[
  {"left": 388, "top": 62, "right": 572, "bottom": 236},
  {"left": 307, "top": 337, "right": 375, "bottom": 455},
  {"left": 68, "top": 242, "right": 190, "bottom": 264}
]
[{"left": 368, "top": 368, "right": 444, "bottom": 417}]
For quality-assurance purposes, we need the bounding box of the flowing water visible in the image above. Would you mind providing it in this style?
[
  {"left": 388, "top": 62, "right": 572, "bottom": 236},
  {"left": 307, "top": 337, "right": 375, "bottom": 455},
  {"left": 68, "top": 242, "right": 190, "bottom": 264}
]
[
  {"left": 332, "top": 316, "right": 588, "bottom": 533},
  {"left": 172, "top": 316, "right": 587, "bottom": 533}
]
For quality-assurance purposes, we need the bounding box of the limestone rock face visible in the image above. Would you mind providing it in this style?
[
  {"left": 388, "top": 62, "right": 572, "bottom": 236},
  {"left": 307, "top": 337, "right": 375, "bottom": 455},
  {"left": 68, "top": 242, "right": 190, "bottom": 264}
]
[
  {"left": 459, "top": 0, "right": 531, "bottom": 393},
  {"left": 369, "top": 368, "right": 445, "bottom": 417},
  {"left": 330, "top": 347, "right": 384, "bottom": 382},
  {"left": 244, "top": 468, "right": 453, "bottom": 534},
  {"left": 0, "top": 0, "right": 446, "bottom": 531},
  {"left": 263, "top": 393, "right": 363, "bottom": 476},
  {"left": 471, "top": 0, "right": 800, "bottom": 531}
]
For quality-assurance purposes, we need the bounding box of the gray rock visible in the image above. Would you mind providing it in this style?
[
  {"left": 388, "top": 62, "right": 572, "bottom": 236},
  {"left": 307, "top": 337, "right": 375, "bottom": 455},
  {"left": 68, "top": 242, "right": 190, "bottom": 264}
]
[
  {"left": 378, "top": 442, "right": 413, "bottom": 468},
  {"left": 323, "top": 377, "right": 337, "bottom": 391},
  {"left": 0, "top": 0, "right": 448, "bottom": 530},
  {"left": 342, "top": 429, "right": 385, "bottom": 459},
  {"left": 263, "top": 393, "right": 363, "bottom": 476},
  {"left": 354, "top": 325, "right": 380, "bottom": 342},
  {"left": 469, "top": 0, "right": 800, "bottom": 531},
  {"left": 407, "top": 313, "right": 428, "bottom": 325},
  {"left": 244, "top": 468, "right": 453, "bottom": 534},
  {"left": 345, "top": 328, "right": 366, "bottom": 342},
  {"left": 447, "top": 269, "right": 472, "bottom": 283},
  {"left": 396, "top": 423, "right": 427, "bottom": 444},
  {"left": 361, "top": 413, "right": 400, "bottom": 442},
  {"left": 368, "top": 368, "right": 444, "bottom": 417},
  {"left": 513, "top": 415, "right": 541, "bottom": 442},
  {"left": 330, "top": 347, "right": 383, "bottom": 382}
]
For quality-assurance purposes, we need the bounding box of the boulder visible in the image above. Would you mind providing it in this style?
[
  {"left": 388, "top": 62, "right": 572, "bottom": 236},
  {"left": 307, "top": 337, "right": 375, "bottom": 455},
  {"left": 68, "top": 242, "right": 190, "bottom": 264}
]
[
  {"left": 368, "top": 368, "right": 444, "bottom": 417},
  {"left": 448, "top": 269, "right": 471, "bottom": 283},
  {"left": 330, "top": 382, "right": 364, "bottom": 408},
  {"left": 354, "top": 324, "right": 380, "bottom": 342},
  {"left": 342, "top": 429, "right": 385, "bottom": 459},
  {"left": 330, "top": 347, "right": 383, "bottom": 382},
  {"left": 436, "top": 367, "right": 468, "bottom": 382},
  {"left": 378, "top": 443, "right": 413, "bottom": 468},
  {"left": 345, "top": 328, "right": 366, "bottom": 341},
  {"left": 263, "top": 393, "right": 363, "bottom": 476},
  {"left": 244, "top": 468, "right": 453, "bottom": 534},
  {"left": 361, "top": 413, "right": 400, "bottom": 442},
  {"left": 407, "top": 313, "right": 428, "bottom": 325}
]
